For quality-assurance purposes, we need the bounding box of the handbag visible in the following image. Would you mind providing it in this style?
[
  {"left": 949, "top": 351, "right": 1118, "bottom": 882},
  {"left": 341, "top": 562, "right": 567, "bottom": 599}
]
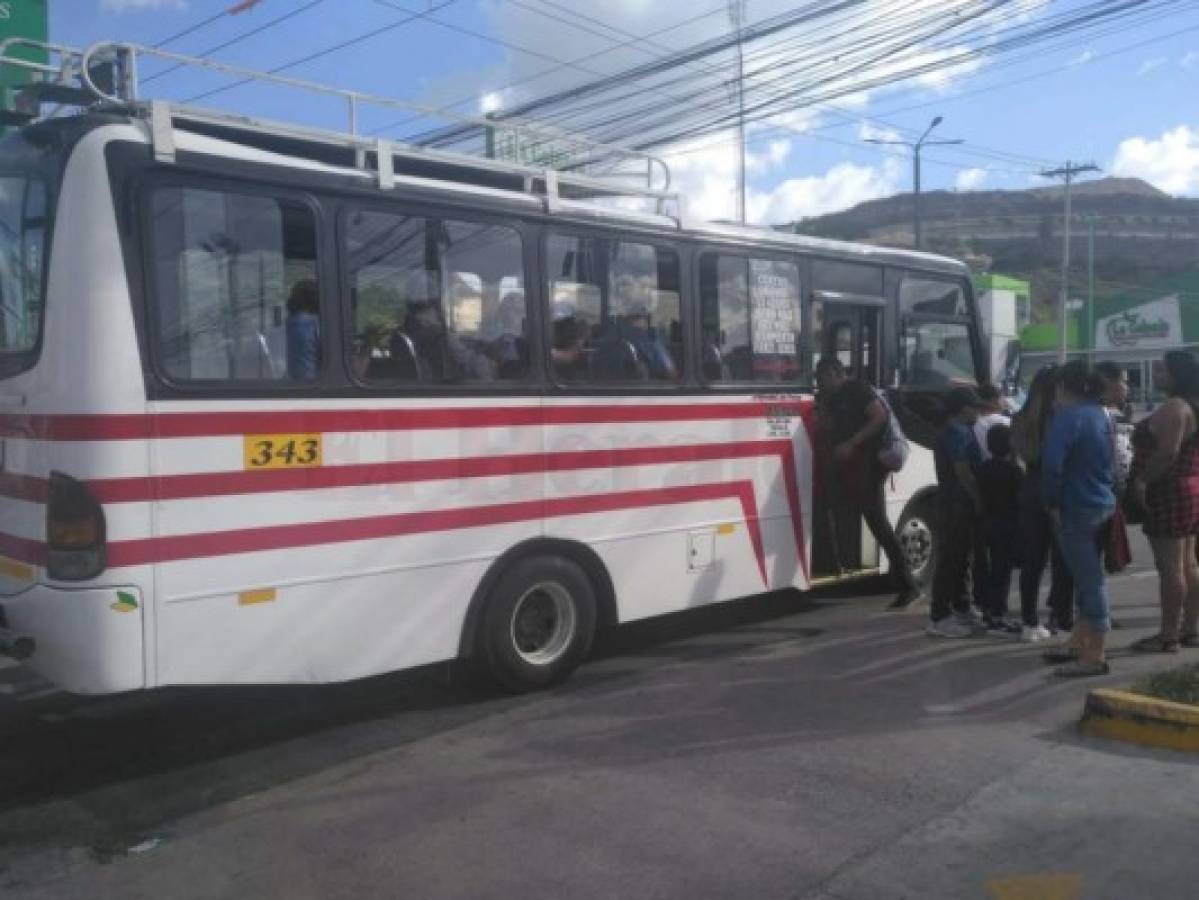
[
  {"left": 875, "top": 389, "right": 910, "bottom": 473},
  {"left": 1103, "top": 506, "right": 1133, "bottom": 574}
]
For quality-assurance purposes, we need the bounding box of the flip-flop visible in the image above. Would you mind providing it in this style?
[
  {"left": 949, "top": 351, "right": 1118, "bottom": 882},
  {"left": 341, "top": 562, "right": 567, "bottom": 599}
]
[
  {"left": 1130, "top": 635, "right": 1180, "bottom": 654},
  {"left": 1053, "top": 660, "right": 1111, "bottom": 678}
]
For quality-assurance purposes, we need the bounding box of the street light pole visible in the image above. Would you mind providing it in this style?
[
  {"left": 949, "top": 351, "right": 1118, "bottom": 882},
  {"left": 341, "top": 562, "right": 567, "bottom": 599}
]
[
  {"left": 729, "top": 0, "right": 748, "bottom": 224},
  {"left": 865, "top": 116, "right": 962, "bottom": 250}
]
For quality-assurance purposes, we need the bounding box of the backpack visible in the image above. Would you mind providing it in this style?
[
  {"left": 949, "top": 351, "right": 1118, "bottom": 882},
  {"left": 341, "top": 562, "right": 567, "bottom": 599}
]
[{"left": 875, "top": 389, "right": 910, "bottom": 472}]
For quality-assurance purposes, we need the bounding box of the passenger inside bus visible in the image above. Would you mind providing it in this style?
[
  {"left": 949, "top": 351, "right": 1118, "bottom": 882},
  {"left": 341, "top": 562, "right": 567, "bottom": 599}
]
[
  {"left": 486, "top": 290, "right": 529, "bottom": 379},
  {"left": 593, "top": 276, "right": 678, "bottom": 382},
  {"left": 285, "top": 279, "right": 321, "bottom": 380},
  {"left": 551, "top": 302, "right": 589, "bottom": 381},
  {"left": 391, "top": 299, "right": 495, "bottom": 383}
]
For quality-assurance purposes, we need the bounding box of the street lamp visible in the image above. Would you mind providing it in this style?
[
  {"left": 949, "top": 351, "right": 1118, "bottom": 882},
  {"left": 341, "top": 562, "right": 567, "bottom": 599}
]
[{"left": 865, "top": 116, "right": 963, "bottom": 250}]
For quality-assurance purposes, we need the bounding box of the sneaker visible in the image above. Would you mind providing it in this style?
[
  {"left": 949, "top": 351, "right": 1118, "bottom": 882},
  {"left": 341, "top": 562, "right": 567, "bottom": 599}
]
[
  {"left": 1021, "top": 625, "right": 1053, "bottom": 643},
  {"left": 955, "top": 611, "right": 986, "bottom": 633},
  {"left": 927, "top": 617, "right": 975, "bottom": 638},
  {"left": 985, "top": 617, "right": 1022, "bottom": 637},
  {"left": 886, "top": 587, "right": 922, "bottom": 611}
]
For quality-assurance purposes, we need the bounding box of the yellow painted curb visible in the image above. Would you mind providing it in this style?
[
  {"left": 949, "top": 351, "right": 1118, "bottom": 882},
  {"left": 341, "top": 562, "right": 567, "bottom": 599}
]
[{"left": 1080, "top": 688, "right": 1199, "bottom": 753}]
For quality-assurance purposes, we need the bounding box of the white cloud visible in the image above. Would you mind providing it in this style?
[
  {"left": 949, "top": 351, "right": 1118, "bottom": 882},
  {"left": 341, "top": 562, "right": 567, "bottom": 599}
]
[
  {"left": 1110, "top": 125, "right": 1199, "bottom": 194},
  {"left": 1182, "top": 51, "right": 1199, "bottom": 70},
  {"left": 101, "top": 0, "right": 187, "bottom": 10},
  {"left": 955, "top": 168, "right": 987, "bottom": 191},
  {"left": 1137, "top": 57, "right": 1168, "bottom": 76},
  {"left": 858, "top": 121, "right": 903, "bottom": 144},
  {"left": 747, "top": 158, "right": 905, "bottom": 225},
  {"left": 1068, "top": 49, "right": 1095, "bottom": 68}
]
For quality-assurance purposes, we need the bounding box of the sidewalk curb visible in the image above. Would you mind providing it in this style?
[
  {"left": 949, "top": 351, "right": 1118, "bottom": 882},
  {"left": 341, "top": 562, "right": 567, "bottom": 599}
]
[{"left": 1080, "top": 688, "right": 1199, "bottom": 753}]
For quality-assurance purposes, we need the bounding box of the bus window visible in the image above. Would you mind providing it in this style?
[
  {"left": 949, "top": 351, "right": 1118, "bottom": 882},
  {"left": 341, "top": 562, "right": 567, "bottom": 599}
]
[
  {"left": 699, "top": 254, "right": 801, "bottom": 384},
  {"left": 902, "top": 321, "right": 975, "bottom": 385},
  {"left": 0, "top": 176, "right": 48, "bottom": 377},
  {"left": 150, "top": 187, "right": 319, "bottom": 383},
  {"left": 546, "top": 234, "right": 681, "bottom": 384},
  {"left": 900, "top": 278, "right": 968, "bottom": 316},
  {"left": 344, "top": 211, "right": 527, "bottom": 384}
]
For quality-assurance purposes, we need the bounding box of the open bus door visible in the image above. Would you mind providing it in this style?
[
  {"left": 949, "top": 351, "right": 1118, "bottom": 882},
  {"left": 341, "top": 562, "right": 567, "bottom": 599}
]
[{"left": 810, "top": 299, "right": 884, "bottom": 579}]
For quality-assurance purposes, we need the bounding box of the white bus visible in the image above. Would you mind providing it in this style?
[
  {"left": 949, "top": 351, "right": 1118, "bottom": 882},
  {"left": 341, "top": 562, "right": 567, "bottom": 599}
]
[{"left": 0, "top": 43, "right": 985, "bottom": 694}]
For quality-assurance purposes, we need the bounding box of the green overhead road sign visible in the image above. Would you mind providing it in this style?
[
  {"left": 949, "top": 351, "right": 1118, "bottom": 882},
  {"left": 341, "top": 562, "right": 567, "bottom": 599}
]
[{"left": 1, "top": 1, "right": 49, "bottom": 101}]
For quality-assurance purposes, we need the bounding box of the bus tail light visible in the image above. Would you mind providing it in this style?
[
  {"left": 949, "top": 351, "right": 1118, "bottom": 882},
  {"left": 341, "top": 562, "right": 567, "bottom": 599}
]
[{"left": 46, "top": 472, "right": 107, "bottom": 581}]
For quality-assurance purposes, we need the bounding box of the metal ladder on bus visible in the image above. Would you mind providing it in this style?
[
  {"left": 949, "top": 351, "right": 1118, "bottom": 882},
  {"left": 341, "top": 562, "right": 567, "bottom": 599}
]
[{"left": 0, "top": 38, "right": 684, "bottom": 223}]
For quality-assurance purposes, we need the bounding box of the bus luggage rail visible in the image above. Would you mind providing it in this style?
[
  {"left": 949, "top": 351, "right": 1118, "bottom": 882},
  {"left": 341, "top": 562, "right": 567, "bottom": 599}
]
[{"left": 0, "top": 39, "right": 677, "bottom": 215}]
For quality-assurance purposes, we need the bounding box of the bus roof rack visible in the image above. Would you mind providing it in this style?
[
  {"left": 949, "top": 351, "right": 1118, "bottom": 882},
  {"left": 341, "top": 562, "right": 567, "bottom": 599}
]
[{"left": 0, "top": 39, "right": 680, "bottom": 220}]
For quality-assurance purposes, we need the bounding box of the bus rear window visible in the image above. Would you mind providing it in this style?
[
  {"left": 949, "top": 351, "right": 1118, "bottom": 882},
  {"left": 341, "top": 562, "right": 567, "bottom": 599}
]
[{"left": 0, "top": 176, "right": 48, "bottom": 376}]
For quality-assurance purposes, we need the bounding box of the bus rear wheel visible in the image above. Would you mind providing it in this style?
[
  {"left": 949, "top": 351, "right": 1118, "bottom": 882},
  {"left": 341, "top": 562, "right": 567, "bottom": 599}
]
[{"left": 477, "top": 555, "right": 597, "bottom": 692}]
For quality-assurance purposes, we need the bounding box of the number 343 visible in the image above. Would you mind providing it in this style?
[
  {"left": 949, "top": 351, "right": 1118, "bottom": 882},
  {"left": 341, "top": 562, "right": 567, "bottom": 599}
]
[{"left": 244, "top": 434, "right": 323, "bottom": 469}]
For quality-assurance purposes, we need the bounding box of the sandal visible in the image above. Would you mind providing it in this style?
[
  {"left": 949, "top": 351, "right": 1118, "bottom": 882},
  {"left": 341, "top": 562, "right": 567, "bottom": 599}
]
[
  {"left": 1042, "top": 646, "right": 1079, "bottom": 664},
  {"left": 1182, "top": 633, "right": 1199, "bottom": 649},
  {"left": 1130, "top": 635, "right": 1180, "bottom": 654},
  {"left": 1053, "top": 660, "right": 1111, "bottom": 678}
]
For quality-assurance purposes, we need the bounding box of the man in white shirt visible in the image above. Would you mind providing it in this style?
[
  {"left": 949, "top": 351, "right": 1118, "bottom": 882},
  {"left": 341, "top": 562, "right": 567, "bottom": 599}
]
[{"left": 973, "top": 383, "right": 1010, "bottom": 461}]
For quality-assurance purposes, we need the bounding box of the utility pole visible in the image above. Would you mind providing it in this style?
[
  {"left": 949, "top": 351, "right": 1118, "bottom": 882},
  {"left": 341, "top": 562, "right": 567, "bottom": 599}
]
[
  {"left": 1088, "top": 214, "right": 1096, "bottom": 363},
  {"left": 1039, "top": 161, "right": 1100, "bottom": 363},
  {"left": 728, "top": 0, "right": 748, "bottom": 223},
  {"left": 864, "top": 116, "right": 962, "bottom": 250}
]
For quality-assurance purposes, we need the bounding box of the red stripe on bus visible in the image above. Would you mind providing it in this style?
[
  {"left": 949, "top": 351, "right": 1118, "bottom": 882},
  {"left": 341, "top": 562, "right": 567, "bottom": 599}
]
[
  {"left": 0, "top": 400, "right": 813, "bottom": 441},
  {"left": 103, "top": 481, "right": 771, "bottom": 584},
  {"left": 82, "top": 440, "right": 790, "bottom": 503}
]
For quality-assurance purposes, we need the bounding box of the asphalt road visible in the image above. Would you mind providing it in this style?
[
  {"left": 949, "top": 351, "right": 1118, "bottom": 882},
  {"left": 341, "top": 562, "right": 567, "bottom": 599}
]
[{"left": 1, "top": 532, "right": 1196, "bottom": 900}]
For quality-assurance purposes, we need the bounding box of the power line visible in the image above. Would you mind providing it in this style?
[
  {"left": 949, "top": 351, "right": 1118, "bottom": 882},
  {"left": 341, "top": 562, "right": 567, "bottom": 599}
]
[
  {"left": 151, "top": 9, "right": 229, "bottom": 49},
  {"left": 183, "top": 0, "right": 458, "bottom": 104},
  {"left": 367, "top": 0, "right": 735, "bottom": 135},
  {"left": 144, "top": 0, "right": 329, "bottom": 86}
]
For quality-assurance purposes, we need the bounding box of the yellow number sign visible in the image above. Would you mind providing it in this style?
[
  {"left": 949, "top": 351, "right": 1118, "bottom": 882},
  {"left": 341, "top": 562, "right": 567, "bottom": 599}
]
[{"left": 243, "top": 434, "right": 323, "bottom": 470}]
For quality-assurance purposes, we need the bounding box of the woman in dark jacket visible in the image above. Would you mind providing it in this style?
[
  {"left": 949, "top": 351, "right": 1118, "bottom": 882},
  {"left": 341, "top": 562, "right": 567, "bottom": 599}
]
[{"left": 1011, "top": 365, "right": 1074, "bottom": 642}]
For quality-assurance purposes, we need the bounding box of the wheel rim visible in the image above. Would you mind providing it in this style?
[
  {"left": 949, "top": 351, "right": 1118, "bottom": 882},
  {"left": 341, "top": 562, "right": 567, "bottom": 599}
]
[
  {"left": 510, "top": 581, "right": 577, "bottom": 666},
  {"left": 898, "top": 515, "right": 934, "bottom": 580}
]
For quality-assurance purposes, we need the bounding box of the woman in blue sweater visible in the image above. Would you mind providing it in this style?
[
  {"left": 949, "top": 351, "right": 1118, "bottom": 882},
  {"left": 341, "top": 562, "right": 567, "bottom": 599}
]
[{"left": 1041, "top": 361, "right": 1116, "bottom": 677}]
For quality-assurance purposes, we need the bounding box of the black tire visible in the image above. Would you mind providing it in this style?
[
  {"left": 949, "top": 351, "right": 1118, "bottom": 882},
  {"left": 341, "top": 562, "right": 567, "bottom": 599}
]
[
  {"left": 897, "top": 495, "right": 938, "bottom": 594},
  {"left": 476, "top": 555, "right": 597, "bottom": 692}
]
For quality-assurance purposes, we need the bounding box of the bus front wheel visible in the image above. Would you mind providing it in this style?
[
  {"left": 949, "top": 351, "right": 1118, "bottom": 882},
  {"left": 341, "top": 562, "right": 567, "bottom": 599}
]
[
  {"left": 897, "top": 496, "right": 938, "bottom": 594},
  {"left": 477, "top": 555, "right": 597, "bottom": 692}
]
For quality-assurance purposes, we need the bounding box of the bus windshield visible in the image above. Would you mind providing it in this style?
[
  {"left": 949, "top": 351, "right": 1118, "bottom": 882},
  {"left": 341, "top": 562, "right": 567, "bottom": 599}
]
[{"left": 0, "top": 143, "right": 50, "bottom": 378}]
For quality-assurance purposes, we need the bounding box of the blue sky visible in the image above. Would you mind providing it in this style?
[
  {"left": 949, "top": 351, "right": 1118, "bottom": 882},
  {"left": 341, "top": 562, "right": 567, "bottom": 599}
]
[{"left": 52, "top": 0, "right": 1199, "bottom": 223}]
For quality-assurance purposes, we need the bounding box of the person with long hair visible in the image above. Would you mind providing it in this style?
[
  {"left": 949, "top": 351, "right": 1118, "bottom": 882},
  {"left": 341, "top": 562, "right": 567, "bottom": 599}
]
[
  {"left": 1041, "top": 361, "right": 1116, "bottom": 676},
  {"left": 1011, "top": 365, "right": 1074, "bottom": 643},
  {"left": 1129, "top": 350, "right": 1199, "bottom": 653}
]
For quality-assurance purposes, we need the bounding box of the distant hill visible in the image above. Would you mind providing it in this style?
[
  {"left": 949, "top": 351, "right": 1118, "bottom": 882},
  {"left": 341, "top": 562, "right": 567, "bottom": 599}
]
[{"left": 784, "top": 177, "right": 1199, "bottom": 322}]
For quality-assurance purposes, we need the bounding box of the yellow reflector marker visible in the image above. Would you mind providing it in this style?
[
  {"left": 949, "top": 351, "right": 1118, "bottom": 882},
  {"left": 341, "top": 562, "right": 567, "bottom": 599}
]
[
  {"left": 239, "top": 588, "right": 277, "bottom": 607},
  {"left": 716, "top": 524, "right": 736, "bottom": 535},
  {"left": 0, "top": 557, "right": 34, "bottom": 581}
]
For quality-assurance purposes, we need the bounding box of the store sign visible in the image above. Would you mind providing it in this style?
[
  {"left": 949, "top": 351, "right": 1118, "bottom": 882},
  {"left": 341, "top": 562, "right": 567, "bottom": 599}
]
[
  {"left": 1095, "top": 294, "right": 1182, "bottom": 351},
  {"left": 1, "top": 1, "right": 48, "bottom": 116}
]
